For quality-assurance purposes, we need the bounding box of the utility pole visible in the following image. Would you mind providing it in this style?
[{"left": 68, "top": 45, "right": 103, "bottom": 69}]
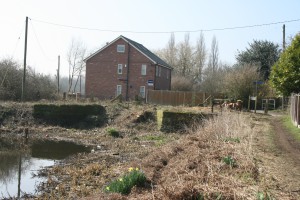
[
  {"left": 21, "top": 16, "right": 28, "bottom": 101},
  {"left": 79, "top": 74, "right": 81, "bottom": 94},
  {"left": 283, "top": 24, "right": 286, "bottom": 51},
  {"left": 57, "top": 55, "right": 60, "bottom": 94},
  {"left": 282, "top": 24, "right": 286, "bottom": 110}
]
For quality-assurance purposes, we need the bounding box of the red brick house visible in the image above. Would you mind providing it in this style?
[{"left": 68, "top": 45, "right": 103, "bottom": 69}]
[{"left": 84, "top": 35, "right": 172, "bottom": 100}]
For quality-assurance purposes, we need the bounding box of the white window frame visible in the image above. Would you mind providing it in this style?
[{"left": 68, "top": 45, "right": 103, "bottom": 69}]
[
  {"left": 140, "top": 86, "right": 145, "bottom": 98},
  {"left": 117, "top": 85, "right": 122, "bottom": 96},
  {"left": 117, "top": 45, "right": 125, "bottom": 53},
  {"left": 141, "top": 64, "right": 147, "bottom": 75},
  {"left": 117, "top": 64, "right": 123, "bottom": 74}
]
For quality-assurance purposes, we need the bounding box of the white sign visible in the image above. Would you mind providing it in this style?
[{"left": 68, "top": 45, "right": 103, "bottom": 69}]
[
  {"left": 147, "top": 80, "right": 154, "bottom": 86},
  {"left": 250, "top": 96, "right": 257, "bottom": 101}
]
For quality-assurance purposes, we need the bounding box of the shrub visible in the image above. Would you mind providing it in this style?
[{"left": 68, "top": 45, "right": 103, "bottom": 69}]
[
  {"left": 171, "top": 76, "right": 194, "bottom": 91},
  {"left": 33, "top": 104, "right": 107, "bottom": 128},
  {"left": 107, "top": 127, "right": 120, "bottom": 138},
  {"left": 223, "top": 156, "right": 237, "bottom": 167},
  {"left": 105, "top": 167, "right": 146, "bottom": 194}
]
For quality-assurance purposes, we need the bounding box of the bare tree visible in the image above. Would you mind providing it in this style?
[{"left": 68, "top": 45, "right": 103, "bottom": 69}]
[
  {"left": 193, "top": 32, "right": 206, "bottom": 84},
  {"left": 201, "top": 36, "right": 220, "bottom": 93},
  {"left": 223, "top": 64, "right": 260, "bottom": 100},
  {"left": 67, "top": 38, "right": 86, "bottom": 93},
  {"left": 165, "top": 33, "right": 177, "bottom": 68},
  {"left": 177, "top": 33, "right": 193, "bottom": 77},
  {"left": 208, "top": 35, "right": 219, "bottom": 72}
]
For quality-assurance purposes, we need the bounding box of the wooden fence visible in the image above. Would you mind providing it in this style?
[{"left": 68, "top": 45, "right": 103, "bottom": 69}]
[
  {"left": 146, "top": 90, "right": 224, "bottom": 106},
  {"left": 290, "top": 93, "right": 300, "bottom": 127}
]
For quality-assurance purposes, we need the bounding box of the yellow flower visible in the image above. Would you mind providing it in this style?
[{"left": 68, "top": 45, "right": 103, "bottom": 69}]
[
  {"left": 106, "top": 186, "right": 110, "bottom": 191},
  {"left": 119, "top": 178, "right": 123, "bottom": 182},
  {"left": 128, "top": 167, "right": 134, "bottom": 172},
  {"left": 135, "top": 167, "right": 139, "bottom": 171}
]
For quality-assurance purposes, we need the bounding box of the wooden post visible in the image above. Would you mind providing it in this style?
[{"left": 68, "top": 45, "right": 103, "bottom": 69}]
[
  {"left": 254, "top": 97, "right": 257, "bottom": 113},
  {"left": 57, "top": 55, "right": 60, "bottom": 94},
  {"left": 248, "top": 96, "right": 250, "bottom": 112},
  {"left": 211, "top": 97, "right": 214, "bottom": 113},
  {"left": 264, "top": 99, "right": 269, "bottom": 114},
  {"left": 295, "top": 95, "right": 300, "bottom": 127}
]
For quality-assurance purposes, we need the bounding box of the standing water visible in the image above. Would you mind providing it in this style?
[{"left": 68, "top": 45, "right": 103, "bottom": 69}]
[{"left": 0, "top": 139, "right": 90, "bottom": 199}]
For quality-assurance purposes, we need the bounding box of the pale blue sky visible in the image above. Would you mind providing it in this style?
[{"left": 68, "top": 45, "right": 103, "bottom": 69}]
[{"left": 1, "top": 0, "right": 299, "bottom": 76}]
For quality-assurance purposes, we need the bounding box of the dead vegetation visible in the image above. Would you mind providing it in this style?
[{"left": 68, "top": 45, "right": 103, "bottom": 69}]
[{"left": 1, "top": 102, "right": 299, "bottom": 199}]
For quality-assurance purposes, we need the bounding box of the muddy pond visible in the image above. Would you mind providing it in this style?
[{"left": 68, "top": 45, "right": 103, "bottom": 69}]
[{"left": 0, "top": 138, "right": 90, "bottom": 199}]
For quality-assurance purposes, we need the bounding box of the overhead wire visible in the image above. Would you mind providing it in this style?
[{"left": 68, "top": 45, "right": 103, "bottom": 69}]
[
  {"left": 1, "top": 21, "right": 26, "bottom": 87},
  {"left": 30, "top": 17, "right": 300, "bottom": 34},
  {"left": 29, "top": 19, "right": 56, "bottom": 62},
  {"left": 11, "top": 21, "right": 25, "bottom": 58}
]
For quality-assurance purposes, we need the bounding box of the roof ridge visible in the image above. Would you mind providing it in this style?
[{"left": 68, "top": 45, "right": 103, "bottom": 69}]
[{"left": 121, "top": 35, "right": 172, "bottom": 69}]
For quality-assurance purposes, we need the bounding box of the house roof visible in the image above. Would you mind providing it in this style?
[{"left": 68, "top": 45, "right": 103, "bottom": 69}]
[{"left": 84, "top": 35, "right": 172, "bottom": 69}]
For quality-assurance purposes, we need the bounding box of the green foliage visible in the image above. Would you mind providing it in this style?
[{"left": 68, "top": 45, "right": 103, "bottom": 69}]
[
  {"left": 222, "top": 156, "right": 237, "bottom": 167},
  {"left": 257, "top": 191, "right": 274, "bottom": 200},
  {"left": 105, "top": 167, "right": 147, "bottom": 194},
  {"left": 0, "top": 106, "right": 12, "bottom": 125},
  {"left": 107, "top": 127, "right": 120, "bottom": 138},
  {"left": 141, "top": 135, "right": 167, "bottom": 146},
  {"left": 236, "top": 40, "right": 280, "bottom": 80},
  {"left": 224, "top": 137, "right": 240, "bottom": 143},
  {"left": 270, "top": 34, "right": 300, "bottom": 96},
  {"left": 282, "top": 115, "right": 300, "bottom": 142},
  {"left": 33, "top": 104, "right": 107, "bottom": 128}
]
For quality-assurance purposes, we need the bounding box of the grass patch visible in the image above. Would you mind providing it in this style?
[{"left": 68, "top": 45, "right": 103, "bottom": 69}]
[
  {"left": 257, "top": 191, "right": 274, "bottom": 200},
  {"left": 222, "top": 156, "right": 237, "bottom": 167},
  {"left": 224, "top": 137, "right": 240, "bottom": 143},
  {"left": 141, "top": 135, "right": 168, "bottom": 146},
  {"left": 281, "top": 115, "right": 300, "bottom": 142},
  {"left": 107, "top": 127, "right": 120, "bottom": 138},
  {"left": 105, "top": 167, "right": 146, "bottom": 194}
]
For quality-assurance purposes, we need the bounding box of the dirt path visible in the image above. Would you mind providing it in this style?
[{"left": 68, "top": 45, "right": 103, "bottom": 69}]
[
  {"left": 256, "top": 114, "right": 300, "bottom": 198},
  {"left": 271, "top": 116, "right": 300, "bottom": 165}
]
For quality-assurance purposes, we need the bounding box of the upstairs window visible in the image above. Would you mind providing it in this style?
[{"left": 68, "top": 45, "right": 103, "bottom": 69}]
[
  {"left": 118, "top": 64, "right": 123, "bottom": 74},
  {"left": 141, "top": 64, "right": 147, "bottom": 75},
  {"left": 117, "top": 45, "right": 125, "bottom": 53},
  {"left": 158, "top": 66, "right": 161, "bottom": 77},
  {"left": 156, "top": 66, "right": 160, "bottom": 77}
]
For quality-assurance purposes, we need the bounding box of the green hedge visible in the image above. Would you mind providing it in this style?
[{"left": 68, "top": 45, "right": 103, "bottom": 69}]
[
  {"left": 33, "top": 104, "right": 107, "bottom": 128},
  {"left": 0, "top": 105, "right": 13, "bottom": 125},
  {"left": 160, "top": 111, "right": 212, "bottom": 133}
]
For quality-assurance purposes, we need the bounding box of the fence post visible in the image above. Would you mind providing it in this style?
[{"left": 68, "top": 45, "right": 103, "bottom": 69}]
[
  {"left": 264, "top": 99, "right": 269, "bottom": 114},
  {"left": 296, "top": 95, "right": 300, "bottom": 127}
]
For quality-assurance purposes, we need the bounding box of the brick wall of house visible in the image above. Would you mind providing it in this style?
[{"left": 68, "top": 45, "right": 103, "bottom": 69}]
[
  {"left": 86, "top": 37, "right": 171, "bottom": 100},
  {"left": 154, "top": 66, "right": 172, "bottom": 90}
]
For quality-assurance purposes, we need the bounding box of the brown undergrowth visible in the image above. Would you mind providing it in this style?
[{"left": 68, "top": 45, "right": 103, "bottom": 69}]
[
  {"left": 133, "top": 112, "right": 257, "bottom": 199},
  {"left": 1, "top": 102, "right": 275, "bottom": 199},
  {"left": 83, "top": 111, "right": 261, "bottom": 200}
]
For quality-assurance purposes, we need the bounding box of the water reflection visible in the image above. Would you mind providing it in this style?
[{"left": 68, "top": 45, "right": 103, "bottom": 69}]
[{"left": 0, "top": 139, "right": 90, "bottom": 198}]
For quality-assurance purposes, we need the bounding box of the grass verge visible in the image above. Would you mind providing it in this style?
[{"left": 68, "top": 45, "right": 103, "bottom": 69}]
[{"left": 282, "top": 115, "right": 300, "bottom": 142}]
